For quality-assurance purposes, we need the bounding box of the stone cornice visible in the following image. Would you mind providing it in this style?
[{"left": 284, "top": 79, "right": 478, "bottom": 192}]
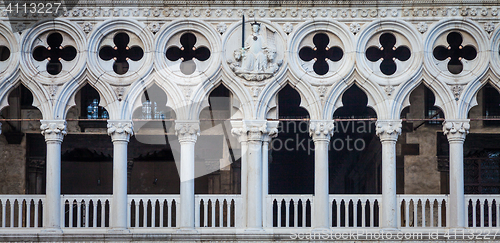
[{"left": 2, "top": 0, "right": 497, "bottom": 7}]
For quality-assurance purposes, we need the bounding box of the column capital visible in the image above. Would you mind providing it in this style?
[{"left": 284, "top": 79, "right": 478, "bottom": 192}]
[
  {"left": 107, "top": 120, "right": 133, "bottom": 142},
  {"left": 376, "top": 120, "right": 402, "bottom": 142},
  {"left": 443, "top": 119, "right": 470, "bottom": 142},
  {"left": 175, "top": 120, "right": 200, "bottom": 143},
  {"left": 40, "top": 120, "right": 67, "bottom": 142},
  {"left": 231, "top": 120, "right": 277, "bottom": 142},
  {"left": 309, "top": 120, "right": 334, "bottom": 141}
]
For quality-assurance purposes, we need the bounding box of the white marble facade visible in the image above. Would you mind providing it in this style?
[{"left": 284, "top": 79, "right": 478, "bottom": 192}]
[{"left": 0, "top": 0, "right": 500, "bottom": 241}]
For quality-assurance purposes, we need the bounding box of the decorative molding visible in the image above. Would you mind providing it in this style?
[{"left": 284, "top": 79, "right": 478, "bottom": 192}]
[
  {"left": 107, "top": 121, "right": 133, "bottom": 142},
  {"left": 40, "top": 120, "right": 67, "bottom": 142},
  {"left": 216, "top": 23, "right": 227, "bottom": 34},
  {"left": 375, "top": 120, "right": 402, "bottom": 141},
  {"left": 175, "top": 120, "right": 200, "bottom": 143},
  {"left": 451, "top": 84, "right": 464, "bottom": 100},
  {"left": 417, "top": 22, "right": 428, "bottom": 33},
  {"left": 384, "top": 85, "right": 395, "bottom": 96},
  {"left": 350, "top": 23, "right": 361, "bottom": 34},
  {"left": 484, "top": 21, "right": 495, "bottom": 33},
  {"left": 309, "top": 120, "right": 335, "bottom": 141},
  {"left": 443, "top": 120, "right": 470, "bottom": 141},
  {"left": 82, "top": 22, "right": 93, "bottom": 34}
]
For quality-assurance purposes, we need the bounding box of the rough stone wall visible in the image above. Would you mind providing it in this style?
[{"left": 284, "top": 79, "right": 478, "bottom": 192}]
[{"left": 0, "top": 136, "right": 26, "bottom": 194}]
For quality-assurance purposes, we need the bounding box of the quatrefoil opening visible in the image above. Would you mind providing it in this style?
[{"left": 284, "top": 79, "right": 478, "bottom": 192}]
[
  {"left": 0, "top": 46, "right": 10, "bottom": 61},
  {"left": 166, "top": 32, "right": 211, "bottom": 75},
  {"left": 433, "top": 32, "right": 477, "bottom": 75},
  {"left": 298, "top": 33, "right": 343, "bottom": 75},
  {"left": 366, "top": 33, "right": 411, "bottom": 76},
  {"left": 33, "top": 32, "right": 77, "bottom": 75},
  {"left": 99, "top": 32, "right": 144, "bottom": 75}
]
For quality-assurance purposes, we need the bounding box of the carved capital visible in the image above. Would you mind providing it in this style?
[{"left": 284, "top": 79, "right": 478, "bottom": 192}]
[
  {"left": 175, "top": 120, "right": 200, "bottom": 143},
  {"left": 230, "top": 120, "right": 277, "bottom": 143},
  {"left": 309, "top": 120, "right": 335, "bottom": 141},
  {"left": 443, "top": 120, "right": 470, "bottom": 142},
  {"left": 107, "top": 120, "right": 133, "bottom": 142},
  {"left": 376, "top": 120, "right": 402, "bottom": 142},
  {"left": 40, "top": 120, "right": 67, "bottom": 142}
]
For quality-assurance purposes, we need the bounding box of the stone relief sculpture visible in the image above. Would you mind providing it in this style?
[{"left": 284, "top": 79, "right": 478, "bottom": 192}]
[{"left": 228, "top": 22, "right": 282, "bottom": 81}]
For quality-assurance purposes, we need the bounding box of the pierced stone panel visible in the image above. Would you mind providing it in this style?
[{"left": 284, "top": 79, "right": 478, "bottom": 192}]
[
  {"left": 97, "top": 31, "right": 145, "bottom": 76},
  {"left": 364, "top": 32, "right": 411, "bottom": 76},
  {"left": 21, "top": 20, "right": 86, "bottom": 85},
  {"left": 31, "top": 31, "right": 78, "bottom": 76},
  {"left": 423, "top": 19, "right": 489, "bottom": 85},
  {"left": 432, "top": 31, "right": 478, "bottom": 75},
  {"left": 33, "top": 32, "right": 77, "bottom": 75},
  {"left": 356, "top": 20, "right": 422, "bottom": 86},
  {"left": 299, "top": 33, "right": 343, "bottom": 76},
  {"left": 0, "top": 33, "right": 12, "bottom": 75},
  {"left": 166, "top": 32, "right": 211, "bottom": 75},
  {"left": 366, "top": 33, "right": 411, "bottom": 76}
]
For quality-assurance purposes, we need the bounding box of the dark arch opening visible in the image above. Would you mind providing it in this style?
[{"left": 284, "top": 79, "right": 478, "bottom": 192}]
[
  {"left": 330, "top": 85, "right": 379, "bottom": 194},
  {"left": 269, "top": 84, "right": 313, "bottom": 194}
]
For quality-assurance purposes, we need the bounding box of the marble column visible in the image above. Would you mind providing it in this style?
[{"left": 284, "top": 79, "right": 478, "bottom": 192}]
[
  {"left": 443, "top": 120, "right": 469, "bottom": 228},
  {"left": 309, "top": 120, "right": 334, "bottom": 230},
  {"left": 375, "top": 120, "right": 402, "bottom": 230},
  {"left": 231, "top": 121, "right": 248, "bottom": 227},
  {"left": 175, "top": 120, "right": 200, "bottom": 231},
  {"left": 261, "top": 121, "right": 278, "bottom": 228},
  {"left": 107, "top": 121, "right": 133, "bottom": 231},
  {"left": 40, "top": 120, "right": 67, "bottom": 232}
]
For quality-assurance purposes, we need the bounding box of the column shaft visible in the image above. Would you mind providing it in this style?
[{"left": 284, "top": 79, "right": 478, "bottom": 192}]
[
  {"left": 179, "top": 140, "right": 196, "bottom": 229},
  {"left": 449, "top": 140, "right": 465, "bottom": 227},
  {"left": 45, "top": 140, "right": 62, "bottom": 229},
  {"left": 246, "top": 140, "right": 263, "bottom": 229},
  {"left": 313, "top": 139, "right": 330, "bottom": 229},
  {"left": 112, "top": 140, "right": 128, "bottom": 229},
  {"left": 381, "top": 140, "right": 397, "bottom": 229}
]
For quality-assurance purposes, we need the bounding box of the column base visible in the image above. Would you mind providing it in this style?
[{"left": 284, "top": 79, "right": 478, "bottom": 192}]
[
  {"left": 245, "top": 227, "right": 265, "bottom": 232},
  {"left": 107, "top": 228, "right": 131, "bottom": 234},
  {"left": 40, "top": 228, "right": 63, "bottom": 234},
  {"left": 380, "top": 227, "right": 400, "bottom": 233},
  {"left": 311, "top": 228, "right": 330, "bottom": 233},
  {"left": 177, "top": 228, "right": 198, "bottom": 233}
]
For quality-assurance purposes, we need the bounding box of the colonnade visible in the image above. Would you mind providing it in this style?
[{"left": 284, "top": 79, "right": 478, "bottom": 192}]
[{"left": 12, "top": 117, "right": 469, "bottom": 231}]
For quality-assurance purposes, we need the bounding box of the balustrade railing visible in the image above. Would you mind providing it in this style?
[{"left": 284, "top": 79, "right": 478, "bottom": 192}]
[
  {"left": 466, "top": 195, "right": 499, "bottom": 228},
  {"left": 330, "top": 195, "right": 381, "bottom": 228},
  {"left": 128, "top": 195, "right": 179, "bottom": 228},
  {"left": 398, "top": 195, "right": 448, "bottom": 228},
  {"left": 61, "top": 195, "right": 111, "bottom": 228},
  {"left": 195, "top": 195, "right": 241, "bottom": 228},
  {"left": 0, "top": 195, "right": 44, "bottom": 228},
  {"left": 267, "top": 195, "right": 312, "bottom": 228}
]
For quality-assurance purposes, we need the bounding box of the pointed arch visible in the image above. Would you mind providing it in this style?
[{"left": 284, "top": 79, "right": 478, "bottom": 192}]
[
  {"left": 257, "top": 70, "right": 322, "bottom": 120},
  {"left": 189, "top": 71, "right": 253, "bottom": 121},
  {"left": 123, "top": 73, "right": 184, "bottom": 120},
  {"left": 323, "top": 73, "right": 385, "bottom": 120},
  {"left": 459, "top": 74, "right": 494, "bottom": 120},
  {"left": 392, "top": 74, "right": 457, "bottom": 120}
]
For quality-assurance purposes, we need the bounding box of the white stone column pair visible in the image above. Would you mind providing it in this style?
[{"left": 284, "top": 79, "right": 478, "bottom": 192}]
[
  {"left": 231, "top": 120, "right": 278, "bottom": 230},
  {"left": 443, "top": 120, "right": 469, "bottom": 228}
]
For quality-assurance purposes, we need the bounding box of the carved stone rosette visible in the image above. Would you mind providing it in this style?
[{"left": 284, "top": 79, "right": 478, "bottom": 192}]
[
  {"left": 309, "top": 120, "right": 335, "bottom": 141},
  {"left": 175, "top": 121, "right": 200, "bottom": 143},
  {"left": 443, "top": 120, "right": 470, "bottom": 141},
  {"left": 107, "top": 120, "right": 133, "bottom": 142},
  {"left": 375, "top": 120, "right": 402, "bottom": 142},
  {"left": 40, "top": 120, "right": 67, "bottom": 142}
]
